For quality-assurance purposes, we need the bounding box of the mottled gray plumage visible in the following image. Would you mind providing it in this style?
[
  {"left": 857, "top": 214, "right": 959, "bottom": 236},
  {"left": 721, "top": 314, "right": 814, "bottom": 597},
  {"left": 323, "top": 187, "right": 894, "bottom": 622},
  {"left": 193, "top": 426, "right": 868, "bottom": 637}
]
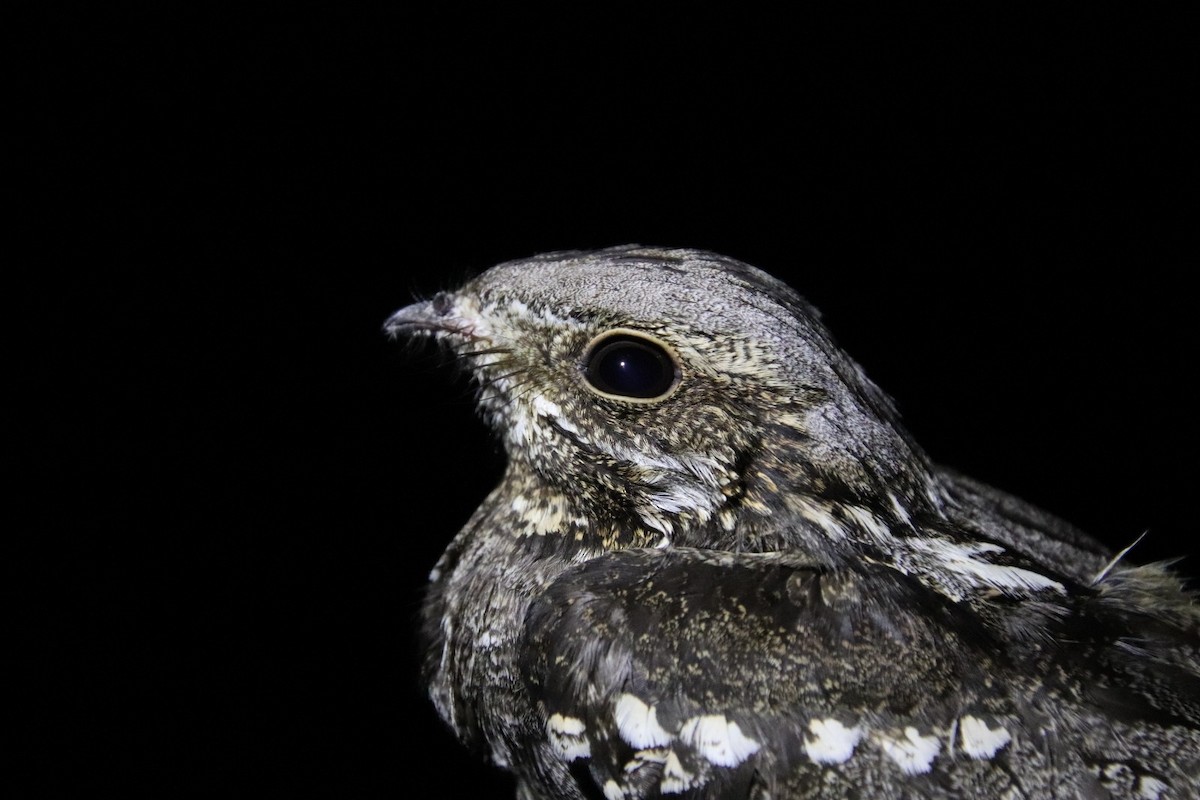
[{"left": 386, "top": 246, "right": 1199, "bottom": 799}]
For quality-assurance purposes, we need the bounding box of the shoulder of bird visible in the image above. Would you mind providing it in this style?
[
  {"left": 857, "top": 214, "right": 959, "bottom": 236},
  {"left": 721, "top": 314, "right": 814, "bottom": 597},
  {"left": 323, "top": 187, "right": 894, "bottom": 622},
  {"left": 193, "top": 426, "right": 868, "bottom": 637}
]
[{"left": 387, "top": 245, "right": 1199, "bottom": 799}]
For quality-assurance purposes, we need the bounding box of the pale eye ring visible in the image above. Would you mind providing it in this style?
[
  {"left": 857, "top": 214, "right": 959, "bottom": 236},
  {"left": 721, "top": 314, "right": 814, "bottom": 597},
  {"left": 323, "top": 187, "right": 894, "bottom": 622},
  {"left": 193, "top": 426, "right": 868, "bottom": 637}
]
[{"left": 581, "top": 329, "right": 681, "bottom": 402}]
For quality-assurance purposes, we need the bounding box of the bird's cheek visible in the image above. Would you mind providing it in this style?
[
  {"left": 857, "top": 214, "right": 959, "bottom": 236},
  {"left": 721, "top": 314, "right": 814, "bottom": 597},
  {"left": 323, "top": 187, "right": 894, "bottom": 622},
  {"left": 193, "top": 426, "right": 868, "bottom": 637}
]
[{"left": 499, "top": 394, "right": 583, "bottom": 461}]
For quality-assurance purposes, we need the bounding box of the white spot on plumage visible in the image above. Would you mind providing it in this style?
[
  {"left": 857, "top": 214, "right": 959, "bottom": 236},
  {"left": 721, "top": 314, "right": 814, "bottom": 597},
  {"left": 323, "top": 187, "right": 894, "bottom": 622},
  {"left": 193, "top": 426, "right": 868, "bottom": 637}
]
[
  {"left": 788, "top": 496, "right": 850, "bottom": 540},
  {"left": 906, "top": 537, "right": 1065, "bottom": 598},
  {"left": 678, "top": 714, "right": 761, "bottom": 767},
  {"left": 877, "top": 727, "right": 941, "bottom": 775},
  {"left": 660, "top": 750, "right": 697, "bottom": 794},
  {"left": 649, "top": 483, "right": 716, "bottom": 516},
  {"left": 1137, "top": 776, "right": 1169, "bottom": 799},
  {"left": 550, "top": 736, "right": 590, "bottom": 760},
  {"left": 888, "top": 493, "right": 913, "bottom": 526},
  {"left": 614, "top": 694, "right": 673, "bottom": 748},
  {"left": 843, "top": 505, "right": 892, "bottom": 540},
  {"left": 603, "top": 779, "right": 624, "bottom": 800},
  {"left": 605, "top": 444, "right": 724, "bottom": 522},
  {"left": 637, "top": 508, "right": 674, "bottom": 537},
  {"left": 803, "top": 718, "right": 863, "bottom": 764},
  {"left": 624, "top": 748, "right": 668, "bottom": 772},
  {"left": 531, "top": 394, "right": 560, "bottom": 417},
  {"left": 532, "top": 394, "right": 581, "bottom": 435},
  {"left": 547, "top": 713, "right": 590, "bottom": 761},
  {"left": 958, "top": 715, "right": 1012, "bottom": 759},
  {"left": 835, "top": 501, "right": 1065, "bottom": 600},
  {"left": 549, "top": 713, "right": 586, "bottom": 736}
]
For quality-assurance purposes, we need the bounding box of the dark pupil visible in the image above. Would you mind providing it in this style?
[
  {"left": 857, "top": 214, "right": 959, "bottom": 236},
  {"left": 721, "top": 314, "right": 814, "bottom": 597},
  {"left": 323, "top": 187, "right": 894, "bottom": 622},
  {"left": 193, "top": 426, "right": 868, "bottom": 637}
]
[{"left": 586, "top": 337, "right": 675, "bottom": 398}]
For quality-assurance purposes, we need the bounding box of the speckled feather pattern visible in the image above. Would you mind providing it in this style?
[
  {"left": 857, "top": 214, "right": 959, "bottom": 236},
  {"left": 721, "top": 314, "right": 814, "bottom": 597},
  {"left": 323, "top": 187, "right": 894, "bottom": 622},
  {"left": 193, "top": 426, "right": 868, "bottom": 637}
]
[{"left": 387, "top": 246, "right": 1200, "bottom": 799}]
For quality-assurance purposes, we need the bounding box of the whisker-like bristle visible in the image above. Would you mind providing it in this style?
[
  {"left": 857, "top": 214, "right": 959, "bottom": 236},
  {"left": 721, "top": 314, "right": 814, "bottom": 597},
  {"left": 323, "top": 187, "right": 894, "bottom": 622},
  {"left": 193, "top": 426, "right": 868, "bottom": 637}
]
[
  {"left": 459, "top": 346, "right": 515, "bottom": 359},
  {"left": 477, "top": 367, "right": 529, "bottom": 389},
  {"left": 507, "top": 381, "right": 544, "bottom": 405}
]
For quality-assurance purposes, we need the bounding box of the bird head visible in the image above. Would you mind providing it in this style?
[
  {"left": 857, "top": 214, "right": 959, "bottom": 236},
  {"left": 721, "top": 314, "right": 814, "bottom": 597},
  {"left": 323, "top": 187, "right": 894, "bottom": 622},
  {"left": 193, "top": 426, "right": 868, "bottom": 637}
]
[{"left": 386, "top": 246, "right": 937, "bottom": 553}]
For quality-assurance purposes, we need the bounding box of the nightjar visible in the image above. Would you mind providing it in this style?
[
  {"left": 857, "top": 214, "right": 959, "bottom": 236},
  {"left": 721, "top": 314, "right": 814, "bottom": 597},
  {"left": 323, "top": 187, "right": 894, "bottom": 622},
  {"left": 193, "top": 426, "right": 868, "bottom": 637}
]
[{"left": 385, "top": 246, "right": 1199, "bottom": 799}]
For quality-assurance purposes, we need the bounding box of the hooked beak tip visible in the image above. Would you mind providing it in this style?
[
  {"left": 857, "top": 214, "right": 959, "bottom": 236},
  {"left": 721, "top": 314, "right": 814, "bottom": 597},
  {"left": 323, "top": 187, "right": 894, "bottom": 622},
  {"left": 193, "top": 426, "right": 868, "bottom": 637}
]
[{"left": 383, "top": 292, "right": 461, "bottom": 339}]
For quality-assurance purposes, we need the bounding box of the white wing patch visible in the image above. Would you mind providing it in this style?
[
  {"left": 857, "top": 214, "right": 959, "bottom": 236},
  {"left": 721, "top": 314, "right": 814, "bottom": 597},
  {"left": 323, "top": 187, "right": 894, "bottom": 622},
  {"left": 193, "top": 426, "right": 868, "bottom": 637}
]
[
  {"left": 614, "top": 694, "right": 673, "bottom": 749},
  {"left": 803, "top": 718, "right": 863, "bottom": 764},
  {"left": 877, "top": 726, "right": 941, "bottom": 775},
  {"left": 678, "top": 714, "right": 761, "bottom": 767},
  {"left": 958, "top": 715, "right": 1012, "bottom": 759}
]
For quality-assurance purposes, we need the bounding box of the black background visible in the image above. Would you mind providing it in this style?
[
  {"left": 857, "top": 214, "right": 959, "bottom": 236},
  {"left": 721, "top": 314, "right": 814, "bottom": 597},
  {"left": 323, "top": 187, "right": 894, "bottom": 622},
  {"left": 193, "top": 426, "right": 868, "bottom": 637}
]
[{"left": 24, "top": 6, "right": 1194, "bottom": 795}]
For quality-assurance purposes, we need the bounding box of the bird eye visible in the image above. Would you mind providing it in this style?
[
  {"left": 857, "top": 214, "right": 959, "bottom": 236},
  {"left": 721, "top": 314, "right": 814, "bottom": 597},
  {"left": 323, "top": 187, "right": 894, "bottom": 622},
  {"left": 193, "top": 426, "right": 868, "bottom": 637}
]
[{"left": 582, "top": 330, "right": 680, "bottom": 401}]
